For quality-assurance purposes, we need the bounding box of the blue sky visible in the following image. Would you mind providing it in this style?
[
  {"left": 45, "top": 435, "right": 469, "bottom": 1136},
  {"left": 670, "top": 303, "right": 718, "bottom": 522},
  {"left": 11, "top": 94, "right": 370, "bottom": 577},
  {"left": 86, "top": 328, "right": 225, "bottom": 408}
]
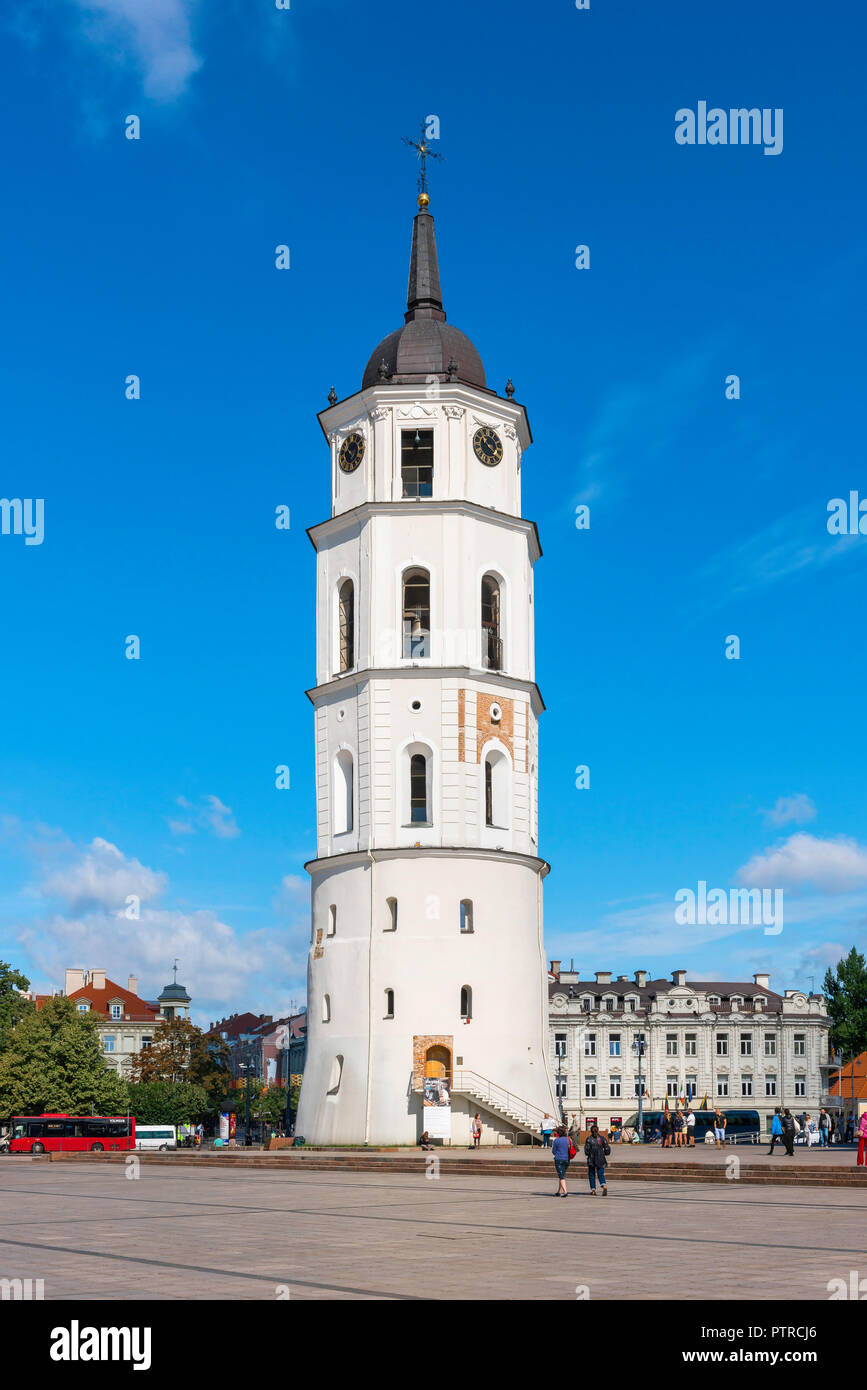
[{"left": 1, "top": 0, "right": 865, "bottom": 1023}]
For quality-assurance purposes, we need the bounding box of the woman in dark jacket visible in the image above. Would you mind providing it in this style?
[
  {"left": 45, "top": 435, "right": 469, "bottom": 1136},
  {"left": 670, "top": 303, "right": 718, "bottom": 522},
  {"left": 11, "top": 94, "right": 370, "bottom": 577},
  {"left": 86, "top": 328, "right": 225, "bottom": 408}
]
[{"left": 584, "top": 1123, "right": 611, "bottom": 1195}]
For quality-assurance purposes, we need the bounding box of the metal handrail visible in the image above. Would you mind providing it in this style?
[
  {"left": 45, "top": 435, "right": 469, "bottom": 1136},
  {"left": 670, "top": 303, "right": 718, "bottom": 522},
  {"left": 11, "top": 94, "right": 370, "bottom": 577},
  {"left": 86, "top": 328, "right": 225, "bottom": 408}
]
[{"left": 452, "top": 1069, "right": 548, "bottom": 1130}]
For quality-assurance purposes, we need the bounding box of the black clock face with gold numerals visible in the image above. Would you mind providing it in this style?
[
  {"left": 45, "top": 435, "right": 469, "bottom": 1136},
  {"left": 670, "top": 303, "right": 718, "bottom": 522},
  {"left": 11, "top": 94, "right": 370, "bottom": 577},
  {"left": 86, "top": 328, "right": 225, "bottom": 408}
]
[
  {"left": 472, "top": 425, "right": 503, "bottom": 467},
  {"left": 338, "top": 432, "right": 365, "bottom": 473}
]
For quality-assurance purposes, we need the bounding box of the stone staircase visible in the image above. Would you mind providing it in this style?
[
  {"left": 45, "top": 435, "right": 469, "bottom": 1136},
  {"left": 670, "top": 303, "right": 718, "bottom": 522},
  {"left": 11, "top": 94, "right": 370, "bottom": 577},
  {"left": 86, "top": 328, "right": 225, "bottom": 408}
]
[{"left": 450, "top": 1069, "right": 548, "bottom": 1143}]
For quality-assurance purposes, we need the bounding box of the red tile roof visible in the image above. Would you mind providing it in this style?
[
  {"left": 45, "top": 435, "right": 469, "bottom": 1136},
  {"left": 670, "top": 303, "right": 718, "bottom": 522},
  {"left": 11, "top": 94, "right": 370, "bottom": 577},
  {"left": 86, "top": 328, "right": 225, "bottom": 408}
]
[{"left": 36, "top": 977, "right": 161, "bottom": 1024}]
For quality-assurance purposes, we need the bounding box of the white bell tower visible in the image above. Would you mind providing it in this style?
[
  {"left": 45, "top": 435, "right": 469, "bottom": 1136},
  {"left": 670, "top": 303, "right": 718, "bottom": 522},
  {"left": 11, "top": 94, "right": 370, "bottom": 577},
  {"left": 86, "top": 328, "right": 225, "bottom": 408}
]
[{"left": 295, "top": 191, "right": 554, "bottom": 1145}]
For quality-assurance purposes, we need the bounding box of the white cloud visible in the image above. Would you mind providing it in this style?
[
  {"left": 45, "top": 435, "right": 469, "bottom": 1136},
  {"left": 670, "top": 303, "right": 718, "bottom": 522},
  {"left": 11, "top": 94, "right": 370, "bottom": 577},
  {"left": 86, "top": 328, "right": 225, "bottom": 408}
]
[
  {"left": 72, "top": 0, "right": 202, "bottom": 101},
  {"left": 168, "top": 794, "right": 240, "bottom": 840},
  {"left": 761, "top": 794, "right": 817, "bottom": 827},
  {"left": 41, "top": 837, "right": 166, "bottom": 912},
  {"left": 737, "top": 833, "right": 867, "bottom": 895},
  {"left": 9, "top": 831, "right": 306, "bottom": 1021}
]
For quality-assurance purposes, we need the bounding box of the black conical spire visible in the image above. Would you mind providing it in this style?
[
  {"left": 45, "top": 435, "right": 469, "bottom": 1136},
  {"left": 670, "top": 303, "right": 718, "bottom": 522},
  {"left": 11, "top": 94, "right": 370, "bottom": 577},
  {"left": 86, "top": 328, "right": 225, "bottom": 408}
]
[{"left": 405, "top": 211, "right": 446, "bottom": 324}]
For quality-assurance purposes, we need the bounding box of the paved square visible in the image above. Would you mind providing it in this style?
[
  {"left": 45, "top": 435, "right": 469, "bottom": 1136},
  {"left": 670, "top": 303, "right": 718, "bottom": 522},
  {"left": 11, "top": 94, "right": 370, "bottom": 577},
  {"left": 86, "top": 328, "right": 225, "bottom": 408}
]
[{"left": 2, "top": 1158, "right": 866, "bottom": 1300}]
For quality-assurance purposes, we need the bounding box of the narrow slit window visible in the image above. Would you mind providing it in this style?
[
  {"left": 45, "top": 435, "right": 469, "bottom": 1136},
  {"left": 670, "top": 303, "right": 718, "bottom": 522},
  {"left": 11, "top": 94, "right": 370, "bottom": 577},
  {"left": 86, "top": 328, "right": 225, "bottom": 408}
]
[
  {"left": 460, "top": 900, "right": 473, "bottom": 933},
  {"left": 338, "top": 579, "right": 354, "bottom": 672},
  {"left": 402, "top": 569, "right": 430, "bottom": 658}
]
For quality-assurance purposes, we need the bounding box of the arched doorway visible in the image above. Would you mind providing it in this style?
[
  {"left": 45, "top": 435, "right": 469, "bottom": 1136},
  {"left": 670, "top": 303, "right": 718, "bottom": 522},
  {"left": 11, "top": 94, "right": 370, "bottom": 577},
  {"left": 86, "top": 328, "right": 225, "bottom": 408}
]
[{"left": 424, "top": 1044, "right": 452, "bottom": 1083}]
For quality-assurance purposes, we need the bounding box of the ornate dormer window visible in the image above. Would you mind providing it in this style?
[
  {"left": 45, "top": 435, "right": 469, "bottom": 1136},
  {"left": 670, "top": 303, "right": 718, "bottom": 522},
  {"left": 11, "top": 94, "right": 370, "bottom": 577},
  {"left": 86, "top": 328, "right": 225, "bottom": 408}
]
[
  {"left": 77, "top": 1001, "right": 90, "bottom": 1013},
  {"left": 109, "top": 1001, "right": 123, "bottom": 1021}
]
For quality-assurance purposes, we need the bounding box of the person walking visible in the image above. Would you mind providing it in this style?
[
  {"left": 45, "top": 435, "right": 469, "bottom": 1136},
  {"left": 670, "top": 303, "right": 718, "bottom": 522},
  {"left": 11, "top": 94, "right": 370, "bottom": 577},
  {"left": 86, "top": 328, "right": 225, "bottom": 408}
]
[
  {"left": 845, "top": 1113, "right": 855, "bottom": 1144},
  {"left": 781, "top": 1108, "right": 796, "bottom": 1157},
  {"left": 568, "top": 1113, "right": 581, "bottom": 1146},
  {"left": 540, "top": 1113, "right": 555, "bottom": 1148},
  {"left": 714, "top": 1108, "right": 727, "bottom": 1150},
  {"left": 584, "top": 1123, "right": 611, "bottom": 1195},
  {"left": 685, "top": 1106, "right": 696, "bottom": 1147},
  {"left": 471, "top": 1113, "right": 482, "bottom": 1150},
  {"left": 857, "top": 1112, "right": 867, "bottom": 1166},
  {"left": 767, "top": 1109, "right": 783, "bottom": 1155},
  {"left": 552, "top": 1125, "right": 574, "bottom": 1197}
]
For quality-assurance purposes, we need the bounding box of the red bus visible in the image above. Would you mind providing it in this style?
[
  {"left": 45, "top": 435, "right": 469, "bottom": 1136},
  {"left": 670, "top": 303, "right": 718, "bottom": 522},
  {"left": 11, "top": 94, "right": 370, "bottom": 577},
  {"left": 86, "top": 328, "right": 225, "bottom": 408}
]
[{"left": 9, "top": 1113, "right": 135, "bottom": 1153}]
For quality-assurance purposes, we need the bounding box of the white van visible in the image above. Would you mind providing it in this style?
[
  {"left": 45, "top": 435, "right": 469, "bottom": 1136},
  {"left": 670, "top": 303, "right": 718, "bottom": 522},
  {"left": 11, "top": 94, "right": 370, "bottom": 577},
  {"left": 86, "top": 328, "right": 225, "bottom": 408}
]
[{"left": 134, "top": 1124, "right": 177, "bottom": 1151}]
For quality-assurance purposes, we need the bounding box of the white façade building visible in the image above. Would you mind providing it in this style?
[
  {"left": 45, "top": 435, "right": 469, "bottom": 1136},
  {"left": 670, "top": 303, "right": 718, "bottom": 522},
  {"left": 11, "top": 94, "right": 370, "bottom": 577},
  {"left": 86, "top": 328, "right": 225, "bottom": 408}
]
[
  {"left": 295, "top": 193, "right": 556, "bottom": 1146},
  {"left": 547, "top": 965, "right": 833, "bottom": 1133}
]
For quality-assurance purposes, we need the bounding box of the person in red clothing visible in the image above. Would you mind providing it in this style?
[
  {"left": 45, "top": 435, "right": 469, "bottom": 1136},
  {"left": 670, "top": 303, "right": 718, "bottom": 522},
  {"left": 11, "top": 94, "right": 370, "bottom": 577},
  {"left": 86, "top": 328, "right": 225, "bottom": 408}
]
[{"left": 857, "top": 1112, "right": 867, "bottom": 1166}]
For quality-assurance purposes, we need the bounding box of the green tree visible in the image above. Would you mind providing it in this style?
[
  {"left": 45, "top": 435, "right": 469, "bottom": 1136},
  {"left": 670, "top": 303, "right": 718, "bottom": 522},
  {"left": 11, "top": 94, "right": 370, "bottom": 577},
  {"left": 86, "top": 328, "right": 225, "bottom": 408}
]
[
  {"left": 127, "top": 1080, "right": 211, "bottom": 1125},
  {"left": 0, "top": 960, "right": 33, "bottom": 1054},
  {"left": 823, "top": 947, "right": 867, "bottom": 1059},
  {"left": 129, "top": 1018, "right": 232, "bottom": 1113},
  {"left": 0, "top": 995, "right": 128, "bottom": 1115}
]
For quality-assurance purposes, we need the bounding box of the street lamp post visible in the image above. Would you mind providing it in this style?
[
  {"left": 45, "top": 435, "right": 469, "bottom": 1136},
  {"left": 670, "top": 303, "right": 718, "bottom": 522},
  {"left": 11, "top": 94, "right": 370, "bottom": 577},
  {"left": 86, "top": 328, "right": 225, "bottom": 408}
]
[{"left": 632, "top": 1034, "right": 647, "bottom": 1141}]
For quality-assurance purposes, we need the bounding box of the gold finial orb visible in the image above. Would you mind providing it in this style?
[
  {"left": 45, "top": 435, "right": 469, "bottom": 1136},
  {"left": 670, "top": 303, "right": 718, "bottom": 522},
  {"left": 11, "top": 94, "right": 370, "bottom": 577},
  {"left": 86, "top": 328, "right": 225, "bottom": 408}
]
[{"left": 417, "top": 192, "right": 430, "bottom": 209}]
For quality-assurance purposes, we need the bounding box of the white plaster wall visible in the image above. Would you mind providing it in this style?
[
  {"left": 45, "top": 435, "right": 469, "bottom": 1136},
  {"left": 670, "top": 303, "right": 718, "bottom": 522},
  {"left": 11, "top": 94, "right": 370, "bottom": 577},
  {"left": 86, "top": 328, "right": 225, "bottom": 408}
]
[{"left": 295, "top": 851, "right": 553, "bottom": 1145}]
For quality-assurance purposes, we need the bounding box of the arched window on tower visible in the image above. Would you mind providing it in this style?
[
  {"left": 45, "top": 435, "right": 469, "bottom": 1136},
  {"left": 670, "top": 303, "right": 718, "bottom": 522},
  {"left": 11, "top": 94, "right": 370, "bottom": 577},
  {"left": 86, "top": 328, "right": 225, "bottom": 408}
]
[
  {"left": 402, "top": 568, "right": 430, "bottom": 658},
  {"left": 334, "top": 750, "right": 354, "bottom": 835},
  {"left": 337, "top": 579, "right": 354, "bottom": 673},
  {"left": 384, "top": 988, "right": 395, "bottom": 1018},
  {"left": 481, "top": 573, "right": 502, "bottom": 671},
  {"left": 483, "top": 749, "right": 511, "bottom": 829},
  {"left": 460, "top": 899, "right": 474, "bottom": 933},
  {"left": 410, "top": 752, "right": 429, "bottom": 824},
  {"left": 460, "top": 986, "right": 473, "bottom": 1020},
  {"left": 322, "top": 993, "right": 331, "bottom": 1023}
]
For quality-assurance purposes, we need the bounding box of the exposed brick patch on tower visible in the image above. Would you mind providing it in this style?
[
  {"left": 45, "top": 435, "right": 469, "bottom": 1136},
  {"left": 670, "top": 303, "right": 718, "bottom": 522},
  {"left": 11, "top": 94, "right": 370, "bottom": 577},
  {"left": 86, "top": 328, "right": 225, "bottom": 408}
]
[{"left": 412, "top": 1034, "right": 455, "bottom": 1091}]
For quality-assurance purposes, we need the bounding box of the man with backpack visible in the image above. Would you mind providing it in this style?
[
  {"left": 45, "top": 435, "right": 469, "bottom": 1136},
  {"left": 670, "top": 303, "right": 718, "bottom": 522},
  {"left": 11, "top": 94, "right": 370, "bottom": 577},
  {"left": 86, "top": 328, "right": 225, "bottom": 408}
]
[
  {"left": 584, "top": 1123, "right": 611, "bottom": 1196},
  {"left": 781, "top": 1108, "right": 796, "bottom": 1156}
]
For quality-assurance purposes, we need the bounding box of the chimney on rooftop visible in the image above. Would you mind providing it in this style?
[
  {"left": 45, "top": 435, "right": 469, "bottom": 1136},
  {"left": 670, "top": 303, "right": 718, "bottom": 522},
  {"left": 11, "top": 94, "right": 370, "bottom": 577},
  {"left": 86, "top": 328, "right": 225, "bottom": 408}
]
[
  {"left": 90, "top": 969, "right": 106, "bottom": 991},
  {"left": 549, "top": 961, "right": 561, "bottom": 976},
  {"left": 634, "top": 970, "right": 647, "bottom": 987},
  {"left": 128, "top": 975, "right": 138, "bottom": 996},
  {"left": 753, "top": 972, "right": 770, "bottom": 991},
  {"left": 671, "top": 970, "right": 686, "bottom": 986},
  {"left": 595, "top": 971, "right": 612, "bottom": 984},
  {"left": 65, "top": 968, "right": 86, "bottom": 996}
]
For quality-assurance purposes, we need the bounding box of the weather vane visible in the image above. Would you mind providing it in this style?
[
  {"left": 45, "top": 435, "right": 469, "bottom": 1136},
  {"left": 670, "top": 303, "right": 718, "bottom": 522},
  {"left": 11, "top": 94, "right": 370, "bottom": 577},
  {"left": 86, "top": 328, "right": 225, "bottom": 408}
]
[
  {"left": 402, "top": 121, "right": 444, "bottom": 208},
  {"left": 173, "top": 957, "right": 179, "bottom": 983}
]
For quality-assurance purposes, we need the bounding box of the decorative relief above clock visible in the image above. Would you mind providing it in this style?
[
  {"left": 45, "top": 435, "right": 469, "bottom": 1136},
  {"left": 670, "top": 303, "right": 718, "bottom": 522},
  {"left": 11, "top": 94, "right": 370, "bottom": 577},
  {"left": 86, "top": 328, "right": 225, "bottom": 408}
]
[{"left": 442, "top": 404, "right": 464, "bottom": 420}]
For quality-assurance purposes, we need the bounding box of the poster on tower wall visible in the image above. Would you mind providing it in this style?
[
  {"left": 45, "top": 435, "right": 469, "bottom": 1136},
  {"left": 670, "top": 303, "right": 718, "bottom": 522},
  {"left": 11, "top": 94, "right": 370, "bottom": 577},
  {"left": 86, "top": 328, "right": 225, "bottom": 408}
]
[{"left": 423, "top": 1077, "right": 451, "bottom": 1139}]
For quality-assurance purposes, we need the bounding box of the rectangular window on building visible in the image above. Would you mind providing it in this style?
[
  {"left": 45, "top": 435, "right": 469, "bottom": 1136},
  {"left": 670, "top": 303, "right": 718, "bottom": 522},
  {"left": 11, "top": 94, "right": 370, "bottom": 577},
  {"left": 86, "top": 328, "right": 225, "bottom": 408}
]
[
  {"left": 584, "top": 1077, "right": 597, "bottom": 1098},
  {"left": 555, "top": 1033, "right": 567, "bottom": 1058},
  {"left": 666, "top": 1034, "right": 678, "bottom": 1056},
  {"left": 104, "top": 1036, "right": 115, "bottom": 1053},
  {"left": 110, "top": 1004, "right": 122, "bottom": 1020},
  {"left": 765, "top": 1074, "right": 777, "bottom": 1097},
  {"left": 686, "top": 1074, "right": 697, "bottom": 1095},
  {"left": 794, "top": 1076, "right": 806, "bottom": 1097},
  {"left": 584, "top": 1034, "right": 596, "bottom": 1057},
  {"left": 716, "top": 1034, "right": 728, "bottom": 1057},
  {"left": 609, "top": 1078, "right": 621, "bottom": 1098},
  {"left": 141, "top": 1037, "right": 152, "bottom": 1048},
  {"left": 609, "top": 1034, "right": 621, "bottom": 1057},
  {"left": 555, "top": 1078, "right": 567, "bottom": 1098},
  {"left": 717, "top": 1075, "right": 729, "bottom": 1096},
  {"left": 740, "top": 1033, "right": 752, "bottom": 1056},
  {"left": 633, "top": 1077, "right": 643, "bottom": 1097},
  {"left": 684, "top": 1033, "right": 697, "bottom": 1057},
  {"left": 741, "top": 1075, "right": 753, "bottom": 1097},
  {"left": 794, "top": 1034, "right": 806, "bottom": 1057},
  {"left": 764, "top": 1033, "right": 776, "bottom": 1056},
  {"left": 401, "top": 430, "right": 434, "bottom": 498},
  {"left": 666, "top": 1076, "right": 678, "bottom": 1098}
]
